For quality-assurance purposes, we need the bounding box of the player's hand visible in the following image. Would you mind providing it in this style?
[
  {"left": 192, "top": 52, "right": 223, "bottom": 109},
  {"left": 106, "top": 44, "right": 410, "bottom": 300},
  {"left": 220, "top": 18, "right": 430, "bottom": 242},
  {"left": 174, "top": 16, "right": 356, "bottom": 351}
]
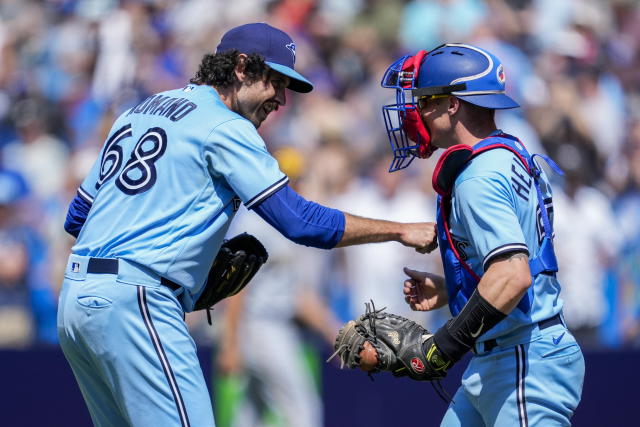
[
  {"left": 403, "top": 267, "right": 448, "bottom": 311},
  {"left": 398, "top": 222, "right": 438, "bottom": 254}
]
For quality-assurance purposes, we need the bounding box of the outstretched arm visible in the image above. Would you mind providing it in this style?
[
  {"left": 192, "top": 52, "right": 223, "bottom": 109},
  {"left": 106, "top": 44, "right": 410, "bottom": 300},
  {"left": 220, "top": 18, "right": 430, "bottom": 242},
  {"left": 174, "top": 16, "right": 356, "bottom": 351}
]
[
  {"left": 253, "top": 184, "right": 437, "bottom": 252},
  {"left": 334, "top": 213, "right": 437, "bottom": 253}
]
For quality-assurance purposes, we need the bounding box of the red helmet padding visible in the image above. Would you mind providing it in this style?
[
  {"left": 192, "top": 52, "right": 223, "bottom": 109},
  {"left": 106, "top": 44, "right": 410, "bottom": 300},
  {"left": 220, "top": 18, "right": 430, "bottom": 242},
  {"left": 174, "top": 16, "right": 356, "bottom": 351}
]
[{"left": 399, "top": 50, "right": 435, "bottom": 158}]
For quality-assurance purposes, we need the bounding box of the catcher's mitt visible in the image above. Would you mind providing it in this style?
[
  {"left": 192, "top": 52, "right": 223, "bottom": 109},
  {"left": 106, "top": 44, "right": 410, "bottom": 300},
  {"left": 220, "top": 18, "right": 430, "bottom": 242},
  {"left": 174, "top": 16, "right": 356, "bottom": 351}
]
[
  {"left": 328, "top": 302, "right": 451, "bottom": 381},
  {"left": 194, "top": 233, "right": 268, "bottom": 311}
]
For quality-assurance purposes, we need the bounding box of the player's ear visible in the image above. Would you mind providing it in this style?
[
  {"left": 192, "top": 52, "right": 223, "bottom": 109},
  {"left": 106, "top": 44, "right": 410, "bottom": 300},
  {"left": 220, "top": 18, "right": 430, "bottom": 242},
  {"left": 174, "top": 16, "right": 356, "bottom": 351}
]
[
  {"left": 234, "top": 54, "right": 248, "bottom": 83},
  {"left": 447, "top": 96, "right": 461, "bottom": 116}
]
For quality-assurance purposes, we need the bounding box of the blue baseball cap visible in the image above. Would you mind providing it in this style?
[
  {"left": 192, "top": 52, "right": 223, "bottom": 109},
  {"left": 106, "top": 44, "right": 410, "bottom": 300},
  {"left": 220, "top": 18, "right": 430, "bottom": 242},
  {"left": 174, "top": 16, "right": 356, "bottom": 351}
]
[
  {"left": 216, "top": 23, "right": 313, "bottom": 93},
  {"left": 413, "top": 44, "right": 519, "bottom": 110}
]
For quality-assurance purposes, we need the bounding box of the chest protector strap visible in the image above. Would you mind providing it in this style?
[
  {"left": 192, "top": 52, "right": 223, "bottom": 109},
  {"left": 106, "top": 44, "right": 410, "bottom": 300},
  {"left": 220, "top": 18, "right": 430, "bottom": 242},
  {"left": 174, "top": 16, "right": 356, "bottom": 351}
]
[{"left": 433, "top": 134, "right": 563, "bottom": 316}]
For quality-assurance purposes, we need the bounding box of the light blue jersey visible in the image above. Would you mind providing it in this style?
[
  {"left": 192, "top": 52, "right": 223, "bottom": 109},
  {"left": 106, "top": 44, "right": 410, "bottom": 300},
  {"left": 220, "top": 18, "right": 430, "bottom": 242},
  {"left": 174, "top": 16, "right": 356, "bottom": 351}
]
[
  {"left": 447, "top": 141, "right": 562, "bottom": 340},
  {"left": 59, "top": 23, "right": 324, "bottom": 427},
  {"left": 73, "top": 84, "right": 287, "bottom": 308},
  {"left": 436, "top": 134, "right": 583, "bottom": 427}
]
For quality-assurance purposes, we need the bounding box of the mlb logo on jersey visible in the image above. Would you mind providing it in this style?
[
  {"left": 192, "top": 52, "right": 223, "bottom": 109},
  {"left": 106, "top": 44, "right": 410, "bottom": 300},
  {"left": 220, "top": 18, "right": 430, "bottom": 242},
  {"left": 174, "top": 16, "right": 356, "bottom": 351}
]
[{"left": 72, "top": 262, "right": 80, "bottom": 273}]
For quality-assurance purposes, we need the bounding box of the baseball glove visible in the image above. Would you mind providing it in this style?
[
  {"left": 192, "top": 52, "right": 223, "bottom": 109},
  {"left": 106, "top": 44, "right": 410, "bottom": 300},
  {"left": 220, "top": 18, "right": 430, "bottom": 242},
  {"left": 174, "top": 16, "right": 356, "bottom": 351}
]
[
  {"left": 194, "top": 233, "right": 268, "bottom": 311},
  {"left": 329, "top": 302, "right": 451, "bottom": 381}
]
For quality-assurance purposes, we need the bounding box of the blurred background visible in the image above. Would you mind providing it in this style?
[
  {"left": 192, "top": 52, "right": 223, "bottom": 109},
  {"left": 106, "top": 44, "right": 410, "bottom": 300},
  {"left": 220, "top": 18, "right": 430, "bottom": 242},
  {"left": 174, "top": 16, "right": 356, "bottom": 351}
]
[{"left": 0, "top": 0, "right": 639, "bottom": 426}]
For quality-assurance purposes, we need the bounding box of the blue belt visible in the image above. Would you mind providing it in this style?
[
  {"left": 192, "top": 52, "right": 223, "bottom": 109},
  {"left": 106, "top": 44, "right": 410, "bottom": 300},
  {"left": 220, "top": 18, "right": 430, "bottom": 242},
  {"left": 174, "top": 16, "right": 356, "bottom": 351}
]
[
  {"left": 474, "top": 313, "right": 564, "bottom": 354},
  {"left": 86, "top": 257, "right": 181, "bottom": 291}
]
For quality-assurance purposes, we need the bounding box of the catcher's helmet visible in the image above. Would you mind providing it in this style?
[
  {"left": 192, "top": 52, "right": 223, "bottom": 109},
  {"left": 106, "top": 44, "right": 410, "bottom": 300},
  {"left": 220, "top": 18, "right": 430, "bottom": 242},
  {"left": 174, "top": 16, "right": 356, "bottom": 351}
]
[{"left": 381, "top": 43, "right": 518, "bottom": 171}]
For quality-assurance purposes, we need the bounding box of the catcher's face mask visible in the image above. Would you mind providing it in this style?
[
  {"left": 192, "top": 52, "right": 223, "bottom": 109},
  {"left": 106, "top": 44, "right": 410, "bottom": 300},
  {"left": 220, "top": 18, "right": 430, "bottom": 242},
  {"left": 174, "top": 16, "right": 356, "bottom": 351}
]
[
  {"left": 381, "top": 50, "right": 433, "bottom": 172},
  {"left": 381, "top": 44, "right": 520, "bottom": 172}
]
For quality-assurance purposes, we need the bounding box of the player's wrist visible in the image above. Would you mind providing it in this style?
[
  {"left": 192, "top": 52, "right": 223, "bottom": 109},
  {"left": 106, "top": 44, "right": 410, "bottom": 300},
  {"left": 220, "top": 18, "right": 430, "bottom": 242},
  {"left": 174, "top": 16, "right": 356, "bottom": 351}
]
[
  {"left": 431, "top": 323, "right": 469, "bottom": 364},
  {"left": 430, "top": 289, "right": 507, "bottom": 362},
  {"left": 422, "top": 334, "right": 456, "bottom": 374}
]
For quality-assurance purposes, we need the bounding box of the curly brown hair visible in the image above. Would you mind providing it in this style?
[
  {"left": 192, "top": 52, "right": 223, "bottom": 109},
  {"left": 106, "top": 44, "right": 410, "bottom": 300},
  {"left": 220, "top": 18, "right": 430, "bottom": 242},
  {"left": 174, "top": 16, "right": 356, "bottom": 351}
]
[{"left": 189, "top": 50, "right": 269, "bottom": 88}]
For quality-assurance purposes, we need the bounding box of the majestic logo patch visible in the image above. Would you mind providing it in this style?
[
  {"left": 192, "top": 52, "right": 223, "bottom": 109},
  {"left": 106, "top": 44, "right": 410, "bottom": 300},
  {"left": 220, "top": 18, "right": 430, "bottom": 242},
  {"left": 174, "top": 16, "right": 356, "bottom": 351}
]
[
  {"left": 232, "top": 196, "right": 242, "bottom": 212},
  {"left": 453, "top": 239, "right": 469, "bottom": 261},
  {"left": 387, "top": 331, "right": 400, "bottom": 346},
  {"left": 411, "top": 357, "right": 425, "bottom": 373},
  {"left": 497, "top": 64, "right": 506, "bottom": 85},
  {"left": 285, "top": 42, "right": 296, "bottom": 62}
]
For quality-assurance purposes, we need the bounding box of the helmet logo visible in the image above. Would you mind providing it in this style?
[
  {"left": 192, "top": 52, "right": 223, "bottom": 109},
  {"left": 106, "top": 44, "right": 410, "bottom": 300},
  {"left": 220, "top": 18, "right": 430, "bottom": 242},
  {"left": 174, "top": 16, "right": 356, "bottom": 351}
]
[{"left": 497, "top": 64, "right": 505, "bottom": 85}]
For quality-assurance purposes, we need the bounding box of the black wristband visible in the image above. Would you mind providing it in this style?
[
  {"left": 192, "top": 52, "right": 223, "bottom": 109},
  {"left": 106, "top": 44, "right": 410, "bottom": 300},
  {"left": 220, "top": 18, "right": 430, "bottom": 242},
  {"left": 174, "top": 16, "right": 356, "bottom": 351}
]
[{"left": 430, "top": 289, "right": 507, "bottom": 362}]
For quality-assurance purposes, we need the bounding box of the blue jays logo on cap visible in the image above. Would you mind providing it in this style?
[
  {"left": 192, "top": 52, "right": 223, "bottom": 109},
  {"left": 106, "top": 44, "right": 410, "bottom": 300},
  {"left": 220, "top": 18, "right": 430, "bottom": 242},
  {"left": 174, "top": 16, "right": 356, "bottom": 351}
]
[
  {"left": 216, "top": 23, "right": 312, "bottom": 93},
  {"left": 285, "top": 42, "right": 296, "bottom": 62}
]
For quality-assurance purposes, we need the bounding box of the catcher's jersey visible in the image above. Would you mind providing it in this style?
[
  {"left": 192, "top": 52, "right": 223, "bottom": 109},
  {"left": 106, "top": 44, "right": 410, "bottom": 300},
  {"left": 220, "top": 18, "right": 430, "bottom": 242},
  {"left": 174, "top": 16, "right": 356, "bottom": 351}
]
[
  {"left": 72, "top": 84, "right": 287, "bottom": 298},
  {"left": 447, "top": 139, "right": 562, "bottom": 340}
]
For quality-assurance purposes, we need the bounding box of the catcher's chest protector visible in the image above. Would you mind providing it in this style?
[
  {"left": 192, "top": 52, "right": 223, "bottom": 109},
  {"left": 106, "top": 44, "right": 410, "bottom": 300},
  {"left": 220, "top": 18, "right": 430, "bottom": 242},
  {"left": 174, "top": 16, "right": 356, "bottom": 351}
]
[{"left": 432, "top": 134, "right": 562, "bottom": 316}]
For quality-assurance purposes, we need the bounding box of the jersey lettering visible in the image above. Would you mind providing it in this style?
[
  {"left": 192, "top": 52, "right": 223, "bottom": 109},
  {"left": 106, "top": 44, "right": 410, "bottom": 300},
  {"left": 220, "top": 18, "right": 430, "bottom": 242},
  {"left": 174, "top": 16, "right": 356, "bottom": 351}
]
[
  {"left": 536, "top": 197, "right": 554, "bottom": 244},
  {"left": 142, "top": 95, "right": 170, "bottom": 115},
  {"left": 126, "top": 95, "right": 197, "bottom": 122},
  {"left": 116, "top": 127, "right": 168, "bottom": 195},
  {"left": 151, "top": 97, "right": 177, "bottom": 115},
  {"left": 96, "top": 124, "right": 133, "bottom": 190},
  {"left": 510, "top": 158, "right": 531, "bottom": 202},
  {"left": 161, "top": 98, "right": 189, "bottom": 118},
  {"left": 169, "top": 102, "right": 197, "bottom": 122}
]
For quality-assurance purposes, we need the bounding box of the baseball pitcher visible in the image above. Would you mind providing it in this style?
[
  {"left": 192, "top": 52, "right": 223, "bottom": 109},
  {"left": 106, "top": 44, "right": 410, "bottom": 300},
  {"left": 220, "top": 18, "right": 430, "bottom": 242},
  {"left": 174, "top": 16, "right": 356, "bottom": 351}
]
[{"left": 57, "top": 23, "right": 438, "bottom": 427}]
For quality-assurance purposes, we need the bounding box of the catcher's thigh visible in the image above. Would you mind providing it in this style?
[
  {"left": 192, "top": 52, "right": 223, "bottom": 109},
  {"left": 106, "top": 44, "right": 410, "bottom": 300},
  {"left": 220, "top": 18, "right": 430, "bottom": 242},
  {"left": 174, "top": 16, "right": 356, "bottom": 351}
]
[
  {"left": 441, "top": 324, "right": 584, "bottom": 427},
  {"left": 58, "top": 275, "right": 215, "bottom": 427}
]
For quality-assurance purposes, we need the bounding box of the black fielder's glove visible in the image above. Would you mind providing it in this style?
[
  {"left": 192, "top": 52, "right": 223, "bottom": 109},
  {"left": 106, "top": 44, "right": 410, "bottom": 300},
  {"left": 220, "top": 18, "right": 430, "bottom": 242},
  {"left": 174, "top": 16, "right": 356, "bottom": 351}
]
[
  {"left": 193, "top": 233, "right": 268, "bottom": 311},
  {"left": 328, "top": 301, "right": 452, "bottom": 381}
]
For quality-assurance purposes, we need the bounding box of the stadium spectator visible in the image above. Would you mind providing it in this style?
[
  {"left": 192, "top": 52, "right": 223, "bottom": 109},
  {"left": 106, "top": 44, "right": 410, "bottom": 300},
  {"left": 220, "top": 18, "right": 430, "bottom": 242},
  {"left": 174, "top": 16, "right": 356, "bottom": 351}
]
[
  {"left": 0, "top": 169, "right": 57, "bottom": 347},
  {"left": 0, "top": 0, "right": 638, "bottom": 355}
]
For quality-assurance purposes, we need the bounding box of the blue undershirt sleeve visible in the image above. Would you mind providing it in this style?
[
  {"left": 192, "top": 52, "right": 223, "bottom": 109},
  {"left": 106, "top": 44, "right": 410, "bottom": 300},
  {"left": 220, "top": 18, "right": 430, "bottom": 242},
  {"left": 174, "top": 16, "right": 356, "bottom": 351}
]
[
  {"left": 64, "top": 192, "right": 92, "bottom": 238},
  {"left": 252, "top": 184, "right": 345, "bottom": 249}
]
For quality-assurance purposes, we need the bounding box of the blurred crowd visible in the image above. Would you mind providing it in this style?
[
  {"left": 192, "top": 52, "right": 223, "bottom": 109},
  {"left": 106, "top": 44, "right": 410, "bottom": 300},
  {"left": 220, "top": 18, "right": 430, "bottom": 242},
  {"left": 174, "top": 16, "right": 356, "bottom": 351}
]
[{"left": 1, "top": 0, "right": 639, "bottom": 356}]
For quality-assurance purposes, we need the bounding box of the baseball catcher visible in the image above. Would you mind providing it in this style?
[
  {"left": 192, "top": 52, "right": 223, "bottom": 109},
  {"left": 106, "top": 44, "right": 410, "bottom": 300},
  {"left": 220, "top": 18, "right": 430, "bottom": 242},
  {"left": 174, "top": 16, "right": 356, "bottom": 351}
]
[{"left": 328, "top": 42, "right": 584, "bottom": 426}]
